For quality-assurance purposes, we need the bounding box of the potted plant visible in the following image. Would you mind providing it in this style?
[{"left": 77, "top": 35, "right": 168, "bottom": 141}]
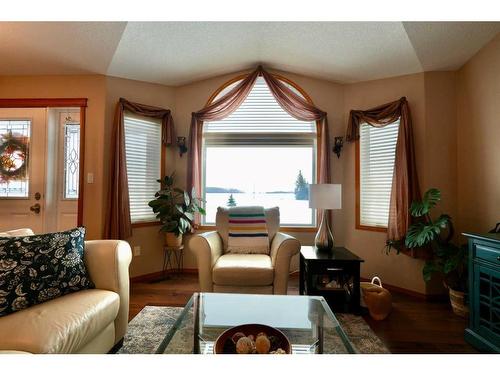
[
  {"left": 405, "top": 188, "right": 468, "bottom": 317},
  {"left": 148, "top": 173, "right": 205, "bottom": 247}
]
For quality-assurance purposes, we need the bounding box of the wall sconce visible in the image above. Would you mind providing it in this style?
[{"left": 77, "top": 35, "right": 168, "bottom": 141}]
[
  {"left": 177, "top": 136, "right": 188, "bottom": 157},
  {"left": 333, "top": 136, "right": 344, "bottom": 158}
]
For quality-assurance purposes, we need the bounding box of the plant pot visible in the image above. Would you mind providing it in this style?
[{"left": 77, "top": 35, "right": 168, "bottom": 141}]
[
  {"left": 165, "top": 232, "right": 183, "bottom": 248},
  {"left": 449, "top": 288, "right": 469, "bottom": 317}
]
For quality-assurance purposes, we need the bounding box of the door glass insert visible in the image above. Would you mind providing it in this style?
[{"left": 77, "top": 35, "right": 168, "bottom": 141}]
[
  {"left": 0, "top": 120, "right": 30, "bottom": 198},
  {"left": 63, "top": 123, "right": 80, "bottom": 199}
]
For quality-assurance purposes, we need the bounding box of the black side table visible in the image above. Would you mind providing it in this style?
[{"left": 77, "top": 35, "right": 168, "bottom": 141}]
[{"left": 299, "top": 246, "right": 364, "bottom": 313}]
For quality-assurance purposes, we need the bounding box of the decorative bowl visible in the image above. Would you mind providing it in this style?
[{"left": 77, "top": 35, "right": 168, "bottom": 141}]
[{"left": 213, "top": 323, "right": 291, "bottom": 354}]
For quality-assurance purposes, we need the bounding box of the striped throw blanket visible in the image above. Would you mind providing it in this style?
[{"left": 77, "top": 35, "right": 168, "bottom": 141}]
[{"left": 227, "top": 206, "right": 270, "bottom": 254}]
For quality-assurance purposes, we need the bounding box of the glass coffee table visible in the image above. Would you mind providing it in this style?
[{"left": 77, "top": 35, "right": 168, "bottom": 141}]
[{"left": 156, "top": 293, "right": 356, "bottom": 354}]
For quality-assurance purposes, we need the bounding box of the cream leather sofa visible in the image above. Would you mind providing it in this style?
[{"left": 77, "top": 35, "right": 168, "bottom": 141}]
[
  {"left": 191, "top": 207, "right": 300, "bottom": 294},
  {"left": 0, "top": 229, "right": 132, "bottom": 354}
]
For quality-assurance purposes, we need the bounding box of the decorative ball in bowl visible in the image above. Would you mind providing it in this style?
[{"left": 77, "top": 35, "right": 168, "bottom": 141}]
[{"left": 214, "top": 323, "right": 291, "bottom": 354}]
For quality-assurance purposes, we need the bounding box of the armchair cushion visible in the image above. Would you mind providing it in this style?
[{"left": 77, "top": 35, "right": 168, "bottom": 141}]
[
  {"left": 216, "top": 206, "right": 280, "bottom": 252},
  {"left": 212, "top": 254, "right": 274, "bottom": 286}
]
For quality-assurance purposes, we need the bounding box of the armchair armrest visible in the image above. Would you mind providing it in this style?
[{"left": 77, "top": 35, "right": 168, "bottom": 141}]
[
  {"left": 84, "top": 240, "right": 132, "bottom": 344},
  {"left": 190, "top": 231, "right": 223, "bottom": 292},
  {"left": 270, "top": 232, "right": 301, "bottom": 294}
]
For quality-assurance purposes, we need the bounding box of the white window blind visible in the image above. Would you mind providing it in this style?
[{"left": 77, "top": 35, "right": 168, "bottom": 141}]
[
  {"left": 205, "top": 76, "right": 316, "bottom": 135},
  {"left": 124, "top": 114, "right": 162, "bottom": 223},
  {"left": 359, "top": 120, "right": 399, "bottom": 228}
]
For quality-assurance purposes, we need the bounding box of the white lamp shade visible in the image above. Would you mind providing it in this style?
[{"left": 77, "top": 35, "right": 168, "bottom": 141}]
[{"left": 308, "top": 184, "right": 342, "bottom": 209}]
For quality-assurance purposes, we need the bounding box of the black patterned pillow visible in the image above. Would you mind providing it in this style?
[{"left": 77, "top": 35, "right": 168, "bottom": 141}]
[{"left": 0, "top": 227, "right": 94, "bottom": 317}]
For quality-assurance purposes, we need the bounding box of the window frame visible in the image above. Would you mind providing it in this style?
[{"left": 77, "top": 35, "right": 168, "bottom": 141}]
[
  {"left": 123, "top": 111, "right": 166, "bottom": 228},
  {"left": 355, "top": 122, "right": 399, "bottom": 232},
  {"left": 198, "top": 73, "right": 320, "bottom": 232}
]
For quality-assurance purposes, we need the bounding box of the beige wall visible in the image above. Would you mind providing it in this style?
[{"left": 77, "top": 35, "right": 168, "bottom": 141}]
[
  {"left": 113, "top": 69, "right": 344, "bottom": 277},
  {"left": 123, "top": 70, "right": 460, "bottom": 291},
  {"left": 2, "top": 34, "right": 497, "bottom": 291},
  {"left": 423, "top": 71, "right": 458, "bottom": 225},
  {"left": 0, "top": 75, "right": 107, "bottom": 240},
  {"left": 456, "top": 35, "right": 500, "bottom": 235}
]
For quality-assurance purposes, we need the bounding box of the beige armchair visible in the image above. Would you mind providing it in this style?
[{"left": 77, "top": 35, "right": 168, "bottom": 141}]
[{"left": 191, "top": 207, "right": 300, "bottom": 295}]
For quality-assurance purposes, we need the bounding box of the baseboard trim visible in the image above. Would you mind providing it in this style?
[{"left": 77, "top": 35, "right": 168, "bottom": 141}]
[
  {"left": 132, "top": 268, "right": 300, "bottom": 283},
  {"left": 360, "top": 277, "right": 447, "bottom": 301},
  {"left": 131, "top": 268, "right": 198, "bottom": 283}
]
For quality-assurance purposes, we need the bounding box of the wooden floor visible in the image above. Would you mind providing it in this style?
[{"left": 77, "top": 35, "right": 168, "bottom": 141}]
[{"left": 129, "top": 273, "right": 478, "bottom": 354}]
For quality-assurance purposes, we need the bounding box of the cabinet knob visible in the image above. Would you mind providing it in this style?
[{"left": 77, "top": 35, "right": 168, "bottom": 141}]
[{"left": 497, "top": 256, "right": 500, "bottom": 262}]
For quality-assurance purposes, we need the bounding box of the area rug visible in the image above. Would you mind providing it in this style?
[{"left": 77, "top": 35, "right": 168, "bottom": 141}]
[{"left": 117, "top": 306, "right": 390, "bottom": 354}]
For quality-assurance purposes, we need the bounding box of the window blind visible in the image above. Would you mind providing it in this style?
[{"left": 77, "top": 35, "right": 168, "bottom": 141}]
[
  {"left": 359, "top": 120, "right": 399, "bottom": 227},
  {"left": 124, "top": 114, "right": 162, "bottom": 223},
  {"left": 204, "top": 76, "right": 316, "bottom": 134}
]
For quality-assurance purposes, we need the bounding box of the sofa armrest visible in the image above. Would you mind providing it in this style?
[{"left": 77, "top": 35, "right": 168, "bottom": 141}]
[
  {"left": 84, "top": 240, "right": 132, "bottom": 344},
  {"left": 190, "top": 231, "right": 223, "bottom": 292},
  {"left": 270, "top": 232, "right": 301, "bottom": 294}
]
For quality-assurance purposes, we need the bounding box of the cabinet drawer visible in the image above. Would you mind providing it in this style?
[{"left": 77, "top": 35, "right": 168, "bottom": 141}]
[
  {"left": 309, "top": 262, "right": 352, "bottom": 274},
  {"left": 475, "top": 244, "right": 500, "bottom": 264}
]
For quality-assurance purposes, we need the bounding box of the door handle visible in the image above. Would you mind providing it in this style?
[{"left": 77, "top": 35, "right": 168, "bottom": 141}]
[{"left": 30, "top": 203, "right": 41, "bottom": 214}]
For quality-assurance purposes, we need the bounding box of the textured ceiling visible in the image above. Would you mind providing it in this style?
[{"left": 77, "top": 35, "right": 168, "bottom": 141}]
[
  {"left": 403, "top": 22, "right": 500, "bottom": 71},
  {"left": 0, "top": 22, "right": 498, "bottom": 86},
  {"left": 0, "top": 22, "right": 127, "bottom": 75}
]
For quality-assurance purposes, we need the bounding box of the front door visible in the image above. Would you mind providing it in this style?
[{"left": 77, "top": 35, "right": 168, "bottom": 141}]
[{"left": 0, "top": 108, "right": 47, "bottom": 233}]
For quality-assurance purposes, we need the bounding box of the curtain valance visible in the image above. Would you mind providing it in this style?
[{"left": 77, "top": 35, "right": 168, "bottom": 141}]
[
  {"left": 105, "top": 98, "right": 175, "bottom": 240},
  {"left": 346, "top": 97, "right": 422, "bottom": 257}
]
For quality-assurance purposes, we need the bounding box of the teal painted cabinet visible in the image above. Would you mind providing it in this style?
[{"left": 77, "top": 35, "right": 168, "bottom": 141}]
[{"left": 463, "top": 233, "right": 500, "bottom": 352}]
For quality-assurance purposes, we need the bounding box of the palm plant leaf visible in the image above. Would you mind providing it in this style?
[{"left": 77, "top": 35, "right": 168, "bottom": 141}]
[
  {"left": 423, "top": 261, "right": 442, "bottom": 282},
  {"left": 149, "top": 172, "right": 205, "bottom": 235},
  {"left": 434, "top": 214, "right": 451, "bottom": 229},
  {"left": 405, "top": 222, "right": 440, "bottom": 248},
  {"left": 409, "top": 188, "right": 441, "bottom": 217}
]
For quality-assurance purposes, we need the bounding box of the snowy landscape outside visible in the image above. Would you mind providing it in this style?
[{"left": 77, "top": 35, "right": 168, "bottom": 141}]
[{"left": 203, "top": 146, "right": 315, "bottom": 225}]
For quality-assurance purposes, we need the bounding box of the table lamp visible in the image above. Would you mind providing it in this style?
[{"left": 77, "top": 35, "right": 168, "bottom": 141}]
[{"left": 309, "top": 184, "right": 342, "bottom": 252}]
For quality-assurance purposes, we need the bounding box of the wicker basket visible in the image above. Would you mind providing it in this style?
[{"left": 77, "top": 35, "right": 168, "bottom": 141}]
[{"left": 360, "top": 277, "right": 392, "bottom": 320}]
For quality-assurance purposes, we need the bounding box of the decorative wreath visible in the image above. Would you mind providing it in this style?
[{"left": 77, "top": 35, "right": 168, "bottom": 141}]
[{"left": 0, "top": 132, "right": 29, "bottom": 183}]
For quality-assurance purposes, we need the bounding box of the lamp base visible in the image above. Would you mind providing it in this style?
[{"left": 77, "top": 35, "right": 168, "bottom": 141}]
[{"left": 314, "top": 210, "right": 334, "bottom": 252}]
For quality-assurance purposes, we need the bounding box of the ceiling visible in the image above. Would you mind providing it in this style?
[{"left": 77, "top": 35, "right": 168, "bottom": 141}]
[{"left": 0, "top": 22, "right": 498, "bottom": 86}]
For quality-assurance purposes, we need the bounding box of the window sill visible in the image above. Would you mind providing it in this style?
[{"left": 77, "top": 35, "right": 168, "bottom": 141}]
[
  {"left": 132, "top": 221, "right": 161, "bottom": 229},
  {"left": 356, "top": 224, "right": 387, "bottom": 233}
]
